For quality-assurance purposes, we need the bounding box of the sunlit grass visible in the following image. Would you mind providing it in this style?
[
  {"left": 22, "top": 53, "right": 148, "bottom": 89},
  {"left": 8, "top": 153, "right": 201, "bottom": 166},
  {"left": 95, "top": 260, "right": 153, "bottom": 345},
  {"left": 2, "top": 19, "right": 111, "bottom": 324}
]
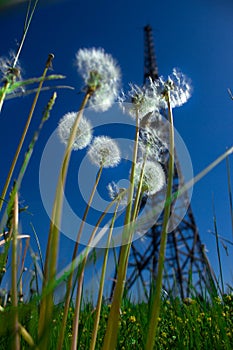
[{"left": 0, "top": 295, "right": 233, "bottom": 349}]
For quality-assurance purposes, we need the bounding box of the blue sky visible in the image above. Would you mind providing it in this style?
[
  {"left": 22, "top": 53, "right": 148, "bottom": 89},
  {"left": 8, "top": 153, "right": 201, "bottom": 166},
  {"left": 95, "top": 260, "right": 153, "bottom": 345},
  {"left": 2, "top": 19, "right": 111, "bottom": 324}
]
[{"left": 0, "top": 0, "right": 233, "bottom": 295}]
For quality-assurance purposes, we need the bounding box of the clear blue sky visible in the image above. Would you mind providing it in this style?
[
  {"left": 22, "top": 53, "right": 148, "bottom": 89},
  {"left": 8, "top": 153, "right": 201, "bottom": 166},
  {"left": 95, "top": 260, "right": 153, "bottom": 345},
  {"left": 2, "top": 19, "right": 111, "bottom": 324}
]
[{"left": 0, "top": 0, "right": 233, "bottom": 295}]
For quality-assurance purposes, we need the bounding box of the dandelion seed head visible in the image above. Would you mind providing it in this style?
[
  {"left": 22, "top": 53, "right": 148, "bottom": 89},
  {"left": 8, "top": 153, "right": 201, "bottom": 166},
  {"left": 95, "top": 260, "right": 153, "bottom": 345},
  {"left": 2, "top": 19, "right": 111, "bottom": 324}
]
[
  {"left": 75, "top": 48, "right": 121, "bottom": 112},
  {"left": 134, "top": 160, "right": 165, "bottom": 195},
  {"left": 155, "top": 68, "right": 192, "bottom": 108},
  {"left": 88, "top": 136, "right": 121, "bottom": 168},
  {"left": 58, "top": 112, "right": 93, "bottom": 150},
  {"left": 119, "top": 82, "right": 161, "bottom": 120}
]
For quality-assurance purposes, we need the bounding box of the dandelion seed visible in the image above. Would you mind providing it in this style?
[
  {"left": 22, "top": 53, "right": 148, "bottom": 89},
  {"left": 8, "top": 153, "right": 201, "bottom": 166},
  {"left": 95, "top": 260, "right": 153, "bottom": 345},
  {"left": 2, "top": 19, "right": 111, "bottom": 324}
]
[
  {"left": 58, "top": 112, "right": 93, "bottom": 150},
  {"left": 107, "top": 181, "right": 128, "bottom": 205},
  {"left": 75, "top": 48, "right": 121, "bottom": 112},
  {"left": 0, "top": 52, "right": 22, "bottom": 84},
  {"left": 88, "top": 136, "right": 121, "bottom": 168},
  {"left": 134, "top": 160, "right": 165, "bottom": 195}
]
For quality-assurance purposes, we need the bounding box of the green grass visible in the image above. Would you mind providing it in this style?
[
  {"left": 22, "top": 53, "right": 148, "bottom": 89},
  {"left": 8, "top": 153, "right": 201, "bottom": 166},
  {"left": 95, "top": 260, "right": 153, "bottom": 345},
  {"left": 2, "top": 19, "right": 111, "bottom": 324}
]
[{"left": 0, "top": 294, "right": 232, "bottom": 349}]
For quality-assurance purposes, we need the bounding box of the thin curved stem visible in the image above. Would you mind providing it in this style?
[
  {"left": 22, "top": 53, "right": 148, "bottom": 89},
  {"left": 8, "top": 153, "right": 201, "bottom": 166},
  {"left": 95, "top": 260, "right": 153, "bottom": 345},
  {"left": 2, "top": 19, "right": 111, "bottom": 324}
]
[
  {"left": 38, "top": 91, "right": 91, "bottom": 349},
  {"left": 57, "top": 167, "right": 103, "bottom": 350},
  {"left": 90, "top": 200, "right": 120, "bottom": 350},
  {"left": 11, "top": 192, "right": 20, "bottom": 350},
  {"left": 102, "top": 110, "right": 140, "bottom": 350},
  {"left": 145, "top": 91, "right": 174, "bottom": 350}
]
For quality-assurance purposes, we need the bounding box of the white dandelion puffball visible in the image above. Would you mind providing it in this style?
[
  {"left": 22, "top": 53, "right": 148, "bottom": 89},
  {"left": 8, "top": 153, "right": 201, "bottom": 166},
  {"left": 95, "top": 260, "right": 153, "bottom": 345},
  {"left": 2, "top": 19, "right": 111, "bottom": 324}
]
[
  {"left": 58, "top": 112, "right": 93, "bottom": 150},
  {"left": 134, "top": 160, "right": 165, "bottom": 195},
  {"left": 155, "top": 68, "right": 192, "bottom": 109},
  {"left": 88, "top": 136, "right": 121, "bottom": 168},
  {"left": 118, "top": 82, "right": 161, "bottom": 120},
  {"left": 76, "top": 48, "right": 121, "bottom": 112}
]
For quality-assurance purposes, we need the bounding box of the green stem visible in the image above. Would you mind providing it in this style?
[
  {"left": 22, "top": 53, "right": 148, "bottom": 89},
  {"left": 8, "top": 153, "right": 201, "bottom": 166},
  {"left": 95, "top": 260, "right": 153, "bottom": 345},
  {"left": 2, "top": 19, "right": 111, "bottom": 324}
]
[
  {"left": 145, "top": 91, "right": 174, "bottom": 350},
  {"left": 0, "top": 81, "right": 10, "bottom": 113},
  {"left": 68, "top": 198, "right": 121, "bottom": 350},
  {"left": 57, "top": 167, "right": 103, "bottom": 350},
  {"left": 0, "top": 54, "right": 54, "bottom": 211},
  {"left": 90, "top": 200, "right": 120, "bottom": 350},
  {"left": 212, "top": 198, "right": 224, "bottom": 295},
  {"left": 102, "top": 111, "right": 140, "bottom": 350},
  {"left": 226, "top": 156, "right": 233, "bottom": 241},
  {"left": 131, "top": 148, "right": 149, "bottom": 222},
  {"left": 11, "top": 192, "right": 20, "bottom": 350},
  {"left": 38, "top": 91, "right": 91, "bottom": 349}
]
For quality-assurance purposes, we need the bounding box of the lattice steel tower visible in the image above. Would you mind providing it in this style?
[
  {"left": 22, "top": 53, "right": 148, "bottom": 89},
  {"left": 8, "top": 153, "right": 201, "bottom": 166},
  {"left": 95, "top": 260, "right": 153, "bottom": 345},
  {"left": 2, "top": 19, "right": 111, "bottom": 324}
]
[{"left": 124, "top": 25, "right": 216, "bottom": 299}]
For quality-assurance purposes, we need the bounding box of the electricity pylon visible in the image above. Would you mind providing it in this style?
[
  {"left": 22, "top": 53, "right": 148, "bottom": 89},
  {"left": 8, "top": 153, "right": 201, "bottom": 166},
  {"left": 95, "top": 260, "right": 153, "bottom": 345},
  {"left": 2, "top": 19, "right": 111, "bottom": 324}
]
[{"left": 124, "top": 25, "right": 216, "bottom": 299}]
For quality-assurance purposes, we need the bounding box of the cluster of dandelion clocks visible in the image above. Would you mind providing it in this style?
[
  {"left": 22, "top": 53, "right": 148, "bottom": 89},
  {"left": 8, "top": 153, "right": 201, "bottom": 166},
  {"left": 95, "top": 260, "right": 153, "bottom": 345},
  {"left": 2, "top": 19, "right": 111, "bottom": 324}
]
[
  {"left": 51, "top": 45, "right": 192, "bottom": 350},
  {"left": 119, "top": 67, "right": 191, "bottom": 119}
]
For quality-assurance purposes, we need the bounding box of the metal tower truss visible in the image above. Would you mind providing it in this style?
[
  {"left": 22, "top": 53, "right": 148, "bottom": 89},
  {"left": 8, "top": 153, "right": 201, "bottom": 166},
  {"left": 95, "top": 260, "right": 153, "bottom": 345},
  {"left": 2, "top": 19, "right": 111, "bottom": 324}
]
[{"left": 124, "top": 25, "right": 216, "bottom": 299}]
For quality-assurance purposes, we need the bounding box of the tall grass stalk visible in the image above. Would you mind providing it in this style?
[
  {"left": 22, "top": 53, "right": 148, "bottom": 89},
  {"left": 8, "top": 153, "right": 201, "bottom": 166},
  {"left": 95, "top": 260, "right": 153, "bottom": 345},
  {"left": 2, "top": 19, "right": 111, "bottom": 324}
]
[
  {"left": 18, "top": 323, "right": 36, "bottom": 348},
  {"left": 0, "top": 93, "right": 56, "bottom": 286},
  {"left": 90, "top": 200, "right": 121, "bottom": 350},
  {"left": 102, "top": 111, "right": 140, "bottom": 350},
  {"left": 48, "top": 193, "right": 126, "bottom": 305},
  {"left": 58, "top": 166, "right": 103, "bottom": 350},
  {"left": 70, "top": 184, "right": 124, "bottom": 350},
  {"left": 0, "top": 54, "right": 54, "bottom": 212},
  {"left": 226, "top": 155, "right": 233, "bottom": 240},
  {"left": 11, "top": 191, "right": 20, "bottom": 350},
  {"left": 145, "top": 90, "right": 174, "bottom": 350},
  {"left": 18, "top": 236, "right": 30, "bottom": 302},
  {"left": 38, "top": 91, "right": 91, "bottom": 349},
  {"left": 212, "top": 197, "right": 224, "bottom": 295},
  {"left": 30, "top": 222, "right": 44, "bottom": 276}
]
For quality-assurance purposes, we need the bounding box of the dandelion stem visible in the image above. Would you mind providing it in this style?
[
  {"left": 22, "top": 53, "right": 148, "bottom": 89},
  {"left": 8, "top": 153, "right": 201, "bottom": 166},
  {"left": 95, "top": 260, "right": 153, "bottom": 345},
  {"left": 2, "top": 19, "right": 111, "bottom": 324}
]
[
  {"left": 68, "top": 193, "right": 120, "bottom": 350},
  {"left": 131, "top": 148, "right": 149, "bottom": 221},
  {"left": 57, "top": 166, "right": 103, "bottom": 350},
  {"left": 145, "top": 90, "right": 174, "bottom": 350},
  {"left": 38, "top": 91, "right": 91, "bottom": 349},
  {"left": 90, "top": 200, "right": 120, "bottom": 350},
  {"left": 11, "top": 191, "right": 20, "bottom": 350},
  {"left": 102, "top": 110, "right": 140, "bottom": 350}
]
